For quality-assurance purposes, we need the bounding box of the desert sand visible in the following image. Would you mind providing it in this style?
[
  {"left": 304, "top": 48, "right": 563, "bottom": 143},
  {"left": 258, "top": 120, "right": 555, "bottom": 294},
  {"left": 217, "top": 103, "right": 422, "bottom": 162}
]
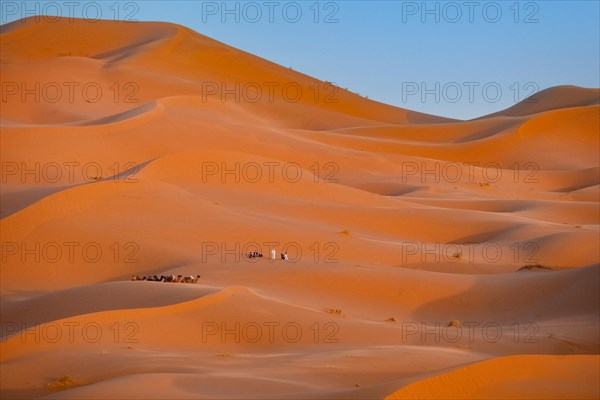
[{"left": 1, "top": 17, "right": 599, "bottom": 399}]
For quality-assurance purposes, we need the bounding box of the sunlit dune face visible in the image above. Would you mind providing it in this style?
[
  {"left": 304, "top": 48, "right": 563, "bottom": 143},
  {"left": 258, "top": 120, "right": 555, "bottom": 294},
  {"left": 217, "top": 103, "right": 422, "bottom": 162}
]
[{"left": 1, "top": 16, "right": 599, "bottom": 400}]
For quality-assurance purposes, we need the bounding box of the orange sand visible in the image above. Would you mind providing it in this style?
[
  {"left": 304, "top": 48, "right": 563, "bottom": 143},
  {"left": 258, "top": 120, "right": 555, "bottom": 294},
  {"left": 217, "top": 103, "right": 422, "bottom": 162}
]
[{"left": 1, "top": 17, "right": 599, "bottom": 399}]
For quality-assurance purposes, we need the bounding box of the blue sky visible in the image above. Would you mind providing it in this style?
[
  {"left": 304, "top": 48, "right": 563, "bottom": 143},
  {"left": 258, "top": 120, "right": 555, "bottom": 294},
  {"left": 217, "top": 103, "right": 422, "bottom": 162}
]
[{"left": 2, "top": 1, "right": 599, "bottom": 119}]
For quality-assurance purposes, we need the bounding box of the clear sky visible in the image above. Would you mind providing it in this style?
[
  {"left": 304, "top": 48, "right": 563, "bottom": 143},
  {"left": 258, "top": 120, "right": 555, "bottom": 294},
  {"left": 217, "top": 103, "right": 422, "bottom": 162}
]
[{"left": 2, "top": 0, "right": 599, "bottom": 120}]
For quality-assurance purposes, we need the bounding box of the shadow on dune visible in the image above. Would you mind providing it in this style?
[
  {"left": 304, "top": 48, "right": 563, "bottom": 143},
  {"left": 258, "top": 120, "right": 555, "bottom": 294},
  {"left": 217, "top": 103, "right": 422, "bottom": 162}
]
[
  {"left": 447, "top": 226, "right": 525, "bottom": 245},
  {"left": 453, "top": 118, "right": 523, "bottom": 143},
  {"left": 408, "top": 265, "right": 599, "bottom": 354},
  {"left": 92, "top": 29, "right": 178, "bottom": 63},
  {"left": 0, "top": 280, "right": 220, "bottom": 340},
  {"left": 0, "top": 159, "right": 155, "bottom": 219}
]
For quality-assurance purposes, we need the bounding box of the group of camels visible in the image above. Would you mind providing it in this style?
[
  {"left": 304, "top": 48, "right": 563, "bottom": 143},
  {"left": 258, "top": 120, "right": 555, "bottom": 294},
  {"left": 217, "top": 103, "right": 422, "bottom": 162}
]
[{"left": 131, "top": 274, "right": 201, "bottom": 283}]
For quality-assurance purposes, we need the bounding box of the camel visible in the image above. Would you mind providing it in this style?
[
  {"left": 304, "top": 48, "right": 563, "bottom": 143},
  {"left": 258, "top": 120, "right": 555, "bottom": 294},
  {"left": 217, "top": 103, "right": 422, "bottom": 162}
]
[
  {"left": 131, "top": 274, "right": 198, "bottom": 283},
  {"left": 160, "top": 274, "right": 175, "bottom": 282},
  {"left": 181, "top": 275, "right": 201, "bottom": 283}
]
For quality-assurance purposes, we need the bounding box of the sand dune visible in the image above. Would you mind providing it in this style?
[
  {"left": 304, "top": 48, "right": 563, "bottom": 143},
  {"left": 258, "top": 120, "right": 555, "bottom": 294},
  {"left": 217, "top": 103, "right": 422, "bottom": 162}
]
[
  {"left": 386, "top": 354, "right": 600, "bottom": 399},
  {"left": 1, "top": 17, "right": 598, "bottom": 399},
  {"left": 480, "top": 85, "right": 600, "bottom": 118}
]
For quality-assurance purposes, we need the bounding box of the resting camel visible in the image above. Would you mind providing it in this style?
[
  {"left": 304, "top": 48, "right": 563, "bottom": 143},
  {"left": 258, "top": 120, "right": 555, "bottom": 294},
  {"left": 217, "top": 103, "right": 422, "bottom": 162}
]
[
  {"left": 181, "top": 275, "right": 201, "bottom": 283},
  {"left": 131, "top": 274, "right": 199, "bottom": 283},
  {"left": 160, "top": 274, "right": 176, "bottom": 283}
]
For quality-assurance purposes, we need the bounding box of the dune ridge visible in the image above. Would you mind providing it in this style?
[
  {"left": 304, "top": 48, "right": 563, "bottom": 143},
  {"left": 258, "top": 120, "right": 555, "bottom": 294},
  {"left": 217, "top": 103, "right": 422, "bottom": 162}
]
[{"left": 1, "top": 17, "right": 598, "bottom": 400}]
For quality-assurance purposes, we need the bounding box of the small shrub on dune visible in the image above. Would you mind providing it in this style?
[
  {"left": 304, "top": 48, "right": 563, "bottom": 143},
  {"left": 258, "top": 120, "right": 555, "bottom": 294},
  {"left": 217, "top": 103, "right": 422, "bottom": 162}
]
[
  {"left": 517, "top": 264, "right": 552, "bottom": 272},
  {"left": 446, "top": 320, "right": 461, "bottom": 328},
  {"left": 48, "top": 376, "right": 74, "bottom": 389}
]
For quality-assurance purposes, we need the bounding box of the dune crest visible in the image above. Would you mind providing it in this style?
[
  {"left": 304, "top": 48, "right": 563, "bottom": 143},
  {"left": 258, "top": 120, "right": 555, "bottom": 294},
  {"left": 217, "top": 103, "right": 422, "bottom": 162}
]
[
  {"left": 385, "top": 355, "right": 600, "bottom": 399},
  {"left": 1, "top": 17, "right": 598, "bottom": 400}
]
